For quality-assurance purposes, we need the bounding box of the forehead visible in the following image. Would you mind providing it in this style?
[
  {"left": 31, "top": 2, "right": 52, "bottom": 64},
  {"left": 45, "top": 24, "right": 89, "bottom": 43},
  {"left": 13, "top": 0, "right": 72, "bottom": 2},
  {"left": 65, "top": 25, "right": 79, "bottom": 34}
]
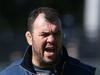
[{"left": 32, "top": 13, "right": 61, "bottom": 32}]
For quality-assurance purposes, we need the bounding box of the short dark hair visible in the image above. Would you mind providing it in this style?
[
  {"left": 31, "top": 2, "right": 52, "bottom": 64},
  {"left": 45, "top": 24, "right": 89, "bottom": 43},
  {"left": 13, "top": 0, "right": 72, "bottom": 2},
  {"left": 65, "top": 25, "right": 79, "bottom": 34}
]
[{"left": 27, "top": 7, "right": 60, "bottom": 31}]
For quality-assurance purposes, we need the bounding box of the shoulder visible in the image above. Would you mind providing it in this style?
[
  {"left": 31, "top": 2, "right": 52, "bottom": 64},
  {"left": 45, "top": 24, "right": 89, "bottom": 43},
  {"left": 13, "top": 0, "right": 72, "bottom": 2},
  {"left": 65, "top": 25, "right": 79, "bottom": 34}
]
[
  {"left": 0, "top": 60, "right": 27, "bottom": 75},
  {"left": 65, "top": 56, "right": 96, "bottom": 75}
]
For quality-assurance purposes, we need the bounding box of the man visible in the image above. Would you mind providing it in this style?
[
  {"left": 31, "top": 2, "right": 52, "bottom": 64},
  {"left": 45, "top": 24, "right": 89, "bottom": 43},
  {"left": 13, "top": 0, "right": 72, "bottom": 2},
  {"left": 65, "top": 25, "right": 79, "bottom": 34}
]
[{"left": 0, "top": 7, "right": 96, "bottom": 75}]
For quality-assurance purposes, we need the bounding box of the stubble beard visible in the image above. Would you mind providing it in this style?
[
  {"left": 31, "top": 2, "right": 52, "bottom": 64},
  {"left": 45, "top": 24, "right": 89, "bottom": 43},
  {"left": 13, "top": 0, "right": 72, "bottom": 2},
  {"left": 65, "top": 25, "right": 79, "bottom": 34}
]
[{"left": 32, "top": 45, "right": 61, "bottom": 67}]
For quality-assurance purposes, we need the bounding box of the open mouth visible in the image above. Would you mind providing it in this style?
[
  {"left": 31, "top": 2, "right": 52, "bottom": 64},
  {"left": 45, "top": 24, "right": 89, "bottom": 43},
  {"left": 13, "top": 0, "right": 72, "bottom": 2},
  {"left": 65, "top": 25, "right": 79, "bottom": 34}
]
[
  {"left": 45, "top": 47, "right": 55, "bottom": 52},
  {"left": 43, "top": 46, "right": 57, "bottom": 60}
]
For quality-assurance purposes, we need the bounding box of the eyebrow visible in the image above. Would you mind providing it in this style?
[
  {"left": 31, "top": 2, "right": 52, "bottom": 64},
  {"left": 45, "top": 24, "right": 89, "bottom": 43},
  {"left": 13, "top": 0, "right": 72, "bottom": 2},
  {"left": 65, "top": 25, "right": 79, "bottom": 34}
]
[
  {"left": 41, "top": 31, "right": 50, "bottom": 34},
  {"left": 41, "top": 30, "right": 61, "bottom": 34}
]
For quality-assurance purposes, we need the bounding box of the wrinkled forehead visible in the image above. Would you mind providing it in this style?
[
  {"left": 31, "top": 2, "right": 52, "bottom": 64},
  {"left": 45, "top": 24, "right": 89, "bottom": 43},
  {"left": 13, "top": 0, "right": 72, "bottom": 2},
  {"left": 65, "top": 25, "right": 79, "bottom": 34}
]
[
  {"left": 33, "top": 13, "right": 62, "bottom": 31},
  {"left": 42, "top": 22, "right": 61, "bottom": 32}
]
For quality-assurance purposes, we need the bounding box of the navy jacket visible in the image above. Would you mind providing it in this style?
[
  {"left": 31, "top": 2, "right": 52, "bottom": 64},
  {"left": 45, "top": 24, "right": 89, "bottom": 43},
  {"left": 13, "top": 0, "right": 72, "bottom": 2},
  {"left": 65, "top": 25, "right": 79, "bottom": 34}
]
[{"left": 0, "top": 46, "right": 96, "bottom": 75}]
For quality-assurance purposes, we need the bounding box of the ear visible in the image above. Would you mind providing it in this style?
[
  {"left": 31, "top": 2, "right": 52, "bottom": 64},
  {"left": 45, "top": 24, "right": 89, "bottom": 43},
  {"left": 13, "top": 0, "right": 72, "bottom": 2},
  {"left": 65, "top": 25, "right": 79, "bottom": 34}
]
[{"left": 25, "top": 31, "right": 32, "bottom": 45}]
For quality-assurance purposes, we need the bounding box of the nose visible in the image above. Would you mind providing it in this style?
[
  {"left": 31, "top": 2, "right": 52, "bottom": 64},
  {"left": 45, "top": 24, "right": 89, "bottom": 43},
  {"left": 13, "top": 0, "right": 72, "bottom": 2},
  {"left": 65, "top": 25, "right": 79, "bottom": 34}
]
[{"left": 47, "top": 35, "right": 55, "bottom": 44}]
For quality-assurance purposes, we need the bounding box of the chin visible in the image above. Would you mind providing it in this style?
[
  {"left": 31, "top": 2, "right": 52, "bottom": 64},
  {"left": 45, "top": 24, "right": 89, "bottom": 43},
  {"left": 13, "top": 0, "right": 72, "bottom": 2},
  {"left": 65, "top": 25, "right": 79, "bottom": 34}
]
[{"left": 43, "top": 59, "right": 56, "bottom": 65}]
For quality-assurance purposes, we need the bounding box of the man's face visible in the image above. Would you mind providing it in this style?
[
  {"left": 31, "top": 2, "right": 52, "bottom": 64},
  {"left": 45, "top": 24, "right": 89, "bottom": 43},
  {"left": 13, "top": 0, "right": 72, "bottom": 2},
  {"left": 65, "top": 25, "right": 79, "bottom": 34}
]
[{"left": 27, "top": 13, "right": 62, "bottom": 66}]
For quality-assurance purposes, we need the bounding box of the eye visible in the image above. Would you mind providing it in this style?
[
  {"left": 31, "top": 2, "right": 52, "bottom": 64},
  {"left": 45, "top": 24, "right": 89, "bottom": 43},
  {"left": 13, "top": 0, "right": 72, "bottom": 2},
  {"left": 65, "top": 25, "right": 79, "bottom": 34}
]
[
  {"left": 54, "top": 31, "right": 61, "bottom": 36},
  {"left": 41, "top": 33, "right": 49, "bottom": 37}
]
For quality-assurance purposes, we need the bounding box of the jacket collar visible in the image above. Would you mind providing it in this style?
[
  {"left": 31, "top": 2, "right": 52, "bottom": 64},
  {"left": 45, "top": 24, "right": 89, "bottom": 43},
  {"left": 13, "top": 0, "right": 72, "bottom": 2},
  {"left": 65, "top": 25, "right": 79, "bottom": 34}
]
[
  {"left": 20, "top": 46, "right": 69, "bottom": 74},
  {"left": 21, "top": 46, "right": 36, "bottom": 74}
]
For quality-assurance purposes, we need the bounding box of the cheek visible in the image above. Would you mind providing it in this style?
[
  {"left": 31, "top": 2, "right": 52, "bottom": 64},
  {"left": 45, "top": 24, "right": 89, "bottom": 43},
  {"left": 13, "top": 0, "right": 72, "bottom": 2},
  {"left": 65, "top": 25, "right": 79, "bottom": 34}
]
[
  {"left": 56, "top": 35, "right": 62, "bottom": 42},
  {"left": 33, "top": 36, "right": 47, "bottom": 48},
  {"left": 56, "top": 36, "right": 62, "bottom": 47}
]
